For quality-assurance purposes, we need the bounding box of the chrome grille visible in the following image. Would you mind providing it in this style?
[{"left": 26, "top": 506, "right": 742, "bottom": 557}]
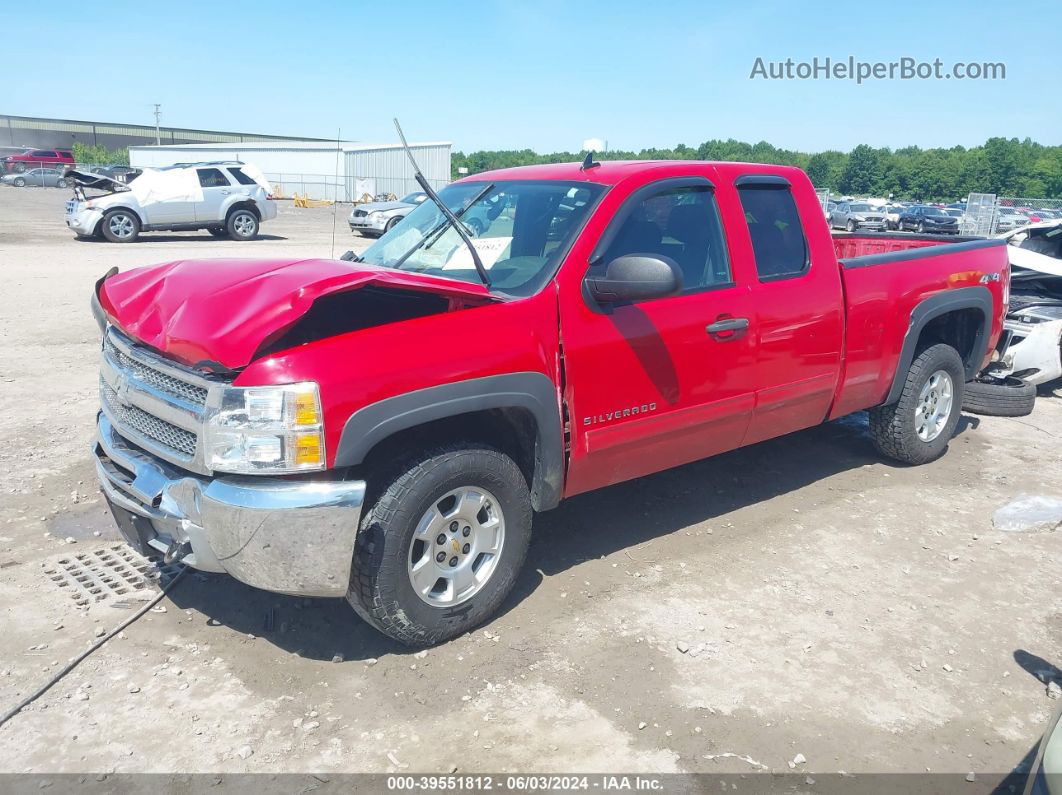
[
  {"left": 101, "top": 379, "right": 197, "bottom": 459},
  {"left": 103, "top": 335, "right": 208, "bottom": 406}
]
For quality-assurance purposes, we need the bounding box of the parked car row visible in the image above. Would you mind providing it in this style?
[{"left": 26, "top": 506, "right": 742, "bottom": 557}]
[{"left": 827, "top": 196, "right": 1061, "bottom": 235}]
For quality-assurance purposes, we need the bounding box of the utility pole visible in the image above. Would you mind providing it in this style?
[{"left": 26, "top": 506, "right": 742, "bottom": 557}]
[{"left": 153, "top": 104, "right": 161, "bottom": 145}]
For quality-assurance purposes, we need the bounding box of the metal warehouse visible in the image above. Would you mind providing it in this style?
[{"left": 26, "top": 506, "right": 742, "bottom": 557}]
[{"left": 128, "top": 141, "right": 452, "bottom": 202}]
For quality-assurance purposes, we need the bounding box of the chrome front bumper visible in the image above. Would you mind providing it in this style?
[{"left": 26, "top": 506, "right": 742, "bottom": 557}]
[{"left": 95, "top": 413, "right": 366, "bottom": 597}]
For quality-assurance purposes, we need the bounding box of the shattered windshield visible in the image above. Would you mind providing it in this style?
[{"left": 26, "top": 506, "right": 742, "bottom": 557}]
[{"left": 359, "top": 180, "right": 604, "bottom": 296}]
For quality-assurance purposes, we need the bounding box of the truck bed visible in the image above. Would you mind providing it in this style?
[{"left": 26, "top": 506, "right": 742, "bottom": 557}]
[
  {"left": 832, "top": 231, "right": 987, "bottom": 260},
  {"left": 829, "top": 233, "right": 1009, "bottom": 418}
]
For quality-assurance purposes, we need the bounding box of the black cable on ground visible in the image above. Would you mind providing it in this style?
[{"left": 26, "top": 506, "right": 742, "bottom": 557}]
[{"left": 0, "top": 565, "right": 187, "bottom": 730}]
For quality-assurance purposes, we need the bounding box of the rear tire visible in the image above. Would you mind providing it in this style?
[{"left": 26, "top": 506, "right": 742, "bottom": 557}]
[
  {"left": 962, "top": 376, "right": 1036, "bottom": 417},
  {"left": 347, "top": 445, "right": 532, "bottom": 646},
  {"left": 869, "top": 343, "right": 965, "bottom": 465},
  {"left": 226, "top": 208, "right": 259, "bottom": 240},
  {"left": 100, "top": 209, "right": 140, "bottom": 243}
]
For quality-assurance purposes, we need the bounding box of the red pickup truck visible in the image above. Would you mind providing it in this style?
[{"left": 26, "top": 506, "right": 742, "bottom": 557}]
[{"left": 91, "top": 160, "right": 1008, "bottom": 646}]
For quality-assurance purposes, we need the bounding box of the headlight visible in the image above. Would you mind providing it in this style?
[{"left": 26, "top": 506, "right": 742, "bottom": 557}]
[{"left": 205, "top": 382, "right": 325, "bottom": 474}]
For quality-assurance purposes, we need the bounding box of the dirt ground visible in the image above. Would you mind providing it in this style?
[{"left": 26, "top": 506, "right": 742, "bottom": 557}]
[{"left": 0, "top": 185, "right": 1060, "bottom": 783}]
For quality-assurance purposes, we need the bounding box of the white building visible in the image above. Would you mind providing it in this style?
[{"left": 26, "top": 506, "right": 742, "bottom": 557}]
[{"left": 128, "top": 140, "right": 452, "bottom": 202}]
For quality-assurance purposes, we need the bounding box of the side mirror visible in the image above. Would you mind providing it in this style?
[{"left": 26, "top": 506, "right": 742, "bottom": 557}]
[{"left": 585, "top": 254, "right": 683, "bottom": 303}]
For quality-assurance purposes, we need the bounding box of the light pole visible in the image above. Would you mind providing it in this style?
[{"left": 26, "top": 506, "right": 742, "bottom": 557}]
[{"left": 153, "top": 104, "right": 161, "bottom": 145}]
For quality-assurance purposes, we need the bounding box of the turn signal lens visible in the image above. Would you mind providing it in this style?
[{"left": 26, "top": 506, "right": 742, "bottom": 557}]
[{"left": 294, "top": 432, "right": 323, "bottom": 467}]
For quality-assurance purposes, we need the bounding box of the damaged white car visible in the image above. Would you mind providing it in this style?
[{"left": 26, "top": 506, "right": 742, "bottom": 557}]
[
  {"left": 996, "top": 222, "right": 1062, "bottom": 386},
  {"left": 965, "top": 221, "right": 1062, "bottom": 416},
  {"left": 64, "top": 161, "right": 277, "bottom": 243}
]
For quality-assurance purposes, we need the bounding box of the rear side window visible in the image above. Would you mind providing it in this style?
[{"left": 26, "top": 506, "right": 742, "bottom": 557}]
[
  {"left": 197, "top": 168, "right": 230, "bottom": 188},
  {"left": 32, "top": 150, "right": 56, "bottom": 158},
  {"left": 227, "top": 167, "right": 257, "bottom": 185},
  {"left": 737, "top": 185, "right": 809, "bottom": 280}
]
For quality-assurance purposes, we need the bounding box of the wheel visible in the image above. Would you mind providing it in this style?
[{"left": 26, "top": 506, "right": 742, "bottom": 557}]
[
  {"left": 12, "top": 178, "right": 25, "bottom": 187},
  {"left": 961, "top": 376, "right": 1036, "bottom": 417},
  {"left": 868, "top": 343, "right": 965, "bottom": 465},
  {"left": 384, "top": 216, "right": 402, "bottom": 233},
  {"left": 100, "top": 209, "right": 140, "bottom": 243},
  {"left": 226, "top": 208, "right": 259, "bottom": 240},
  {"left": 347, "top": 445, "right": 532, "bottom": 646},
  {"left": 466, "top": 217, "right": 485, "bottom": 237},
  {"left": 846, "top": 219, "right": 857, "bottom": 232},
  {"left": 207, "top": 227, "right": 228, "bottom": 237},
  {"left": 56, "top": 178, "right": 68, "bottom": 188},
  {"left": 917, "top": 221, "right": 926, "bottom": 233},
  {"left": 12, "top": 163, "right": 26, "bottom": 173}
]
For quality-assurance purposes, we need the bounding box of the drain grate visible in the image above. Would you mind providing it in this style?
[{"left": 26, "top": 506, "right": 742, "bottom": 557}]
[{"left": 43, "top": 544, "right": 184, "bottom": 607}]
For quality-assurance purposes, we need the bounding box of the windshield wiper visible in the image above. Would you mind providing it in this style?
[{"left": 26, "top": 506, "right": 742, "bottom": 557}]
[
  {"left": 393, "top": 118, "right": 492, "bottom": 289},
  {"left": 391, "top": 182, "right": 495, "bottom": 271}
]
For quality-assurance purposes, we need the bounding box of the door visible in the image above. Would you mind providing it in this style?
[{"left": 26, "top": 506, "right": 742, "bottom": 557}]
[
  {"left": 194, "top": 167, "right": 233, "bottom": 223},
  {"left": 734, "top": 178, "right": 844, "bottom": 445},
  {"left": 560, "top": 177, "right": 758, "bottom": 496}
]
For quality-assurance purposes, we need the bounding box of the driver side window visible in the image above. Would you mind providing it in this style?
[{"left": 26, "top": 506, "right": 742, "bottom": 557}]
[{"left": 602, "top": 185, "right": 732, "bottom": 292}]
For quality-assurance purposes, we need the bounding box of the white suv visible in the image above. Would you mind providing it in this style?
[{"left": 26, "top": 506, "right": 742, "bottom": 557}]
[{"left": 65, "top": 162, "right": 277, "bottom": 243}]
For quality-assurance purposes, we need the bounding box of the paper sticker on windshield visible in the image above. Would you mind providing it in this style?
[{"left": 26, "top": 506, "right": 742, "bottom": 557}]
[{"left": 440, "top": 236, "right": 513, "bottom": 271}]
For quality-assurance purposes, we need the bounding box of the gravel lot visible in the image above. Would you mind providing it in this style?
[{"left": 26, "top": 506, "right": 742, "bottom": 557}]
[{"left": 0, "top": 185, "right": 1060, "bottom": 783}]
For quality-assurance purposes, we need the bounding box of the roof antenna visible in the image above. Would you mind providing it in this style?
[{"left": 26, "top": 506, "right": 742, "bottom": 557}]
[{"left": 580, "top": 151, "right": 600, "bottom": 171}]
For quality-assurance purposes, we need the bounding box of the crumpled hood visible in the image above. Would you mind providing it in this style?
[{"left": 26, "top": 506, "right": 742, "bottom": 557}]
[{"left": 98, "top": 258, "right": 497, "bottom": 370}]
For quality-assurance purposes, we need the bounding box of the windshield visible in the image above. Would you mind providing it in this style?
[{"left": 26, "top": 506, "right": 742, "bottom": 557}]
[
  {"left": 849, "top": 203, "right": 872, "bottom": 212},
  {"left": 399, "top": 192, "right": 426, "bottom": 204},
  {"left": 359, "top": 180, "right": 604, "bottom": 296}
]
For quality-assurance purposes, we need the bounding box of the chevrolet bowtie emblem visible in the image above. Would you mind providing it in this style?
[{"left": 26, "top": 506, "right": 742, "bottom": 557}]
[{"left": 451, "top": 539, "right": 460, "bottom": 553}]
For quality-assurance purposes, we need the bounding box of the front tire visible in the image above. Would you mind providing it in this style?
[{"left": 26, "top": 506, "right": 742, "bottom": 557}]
[
  {"left": 12, "top": 178, "right": 25, "bottom": 187},
  {"left": 56, "top": 178, "right": 68, "bottom": 188},
  {"left": 226, "top": 208, "right": 259, "bottom": 240},
  {"left": 846, "top": 219, "right": 857, "bottom": 232},
  {"left": 869, "top": 343, "right": 965, "bottom": 465},
  {"left": 347, "top": 445, "right": 532, "bottom": 646},
  {"left": 100, "top": 209, "right": 140, "bottom": 243}
]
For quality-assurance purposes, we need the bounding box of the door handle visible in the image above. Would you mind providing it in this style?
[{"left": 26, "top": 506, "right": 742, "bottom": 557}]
[
  {"left": 221, "top": 190, "right": 231, "bottom": 195},
  {"left": 706, "top": 317, "right": 750, "bottom": 337}
]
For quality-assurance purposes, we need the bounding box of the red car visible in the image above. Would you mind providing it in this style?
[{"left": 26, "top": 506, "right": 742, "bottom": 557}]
[
  {"left": 91, "top": 160, "right": 1008, "bottom": 645},
  {"left": 3, "top": 148, "right": 74, "bottom": 173}
]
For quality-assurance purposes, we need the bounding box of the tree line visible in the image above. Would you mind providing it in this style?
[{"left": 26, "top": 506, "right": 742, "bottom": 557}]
[{"left": 452, "top": 137, "right": 1062, "bottom": 201}]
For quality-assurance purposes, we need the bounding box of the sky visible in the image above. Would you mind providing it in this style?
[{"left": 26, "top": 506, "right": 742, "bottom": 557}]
[{"left": 3, "top": 0, "right": 1058, "bottom": 154}]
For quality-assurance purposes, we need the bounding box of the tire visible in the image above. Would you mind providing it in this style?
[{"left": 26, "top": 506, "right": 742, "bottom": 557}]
[
  {"left": 226, "top": 208, "right": 259, "bottom": 240},
  {"left": 56, "top": 178, "right": 68, "bottom": 188},
  {"left": 467, "top": 217, "right": 485, "bottom": 237},
  {"left": 207, "top": 227, "right": 228, "bottom": 237},
  {"left": 347, "top": 445, "right": 533, "bottom": 646},
  {"left": 100, "top": 209, "right": 140, "bottom": 243},
  {"left": 917, "top": 221, "right": 926, "bottom": 233},
  {"left": 12, "top": 178, "right": 25, "bottom": 187},
  {"left": 384, "top": 216, "right": 402, "bottom": 233},
  {"left": 12, "top": 163, "right": 25, "bottom": 173},
  {"left": 962, "top": 376, "right": 1036, "bottom": 417},
  {"left": 868, "top": 343, "right": 965, "bottom": 465},
  {"left": 846, "top": 219, "right": 857, "bottom": 232}
]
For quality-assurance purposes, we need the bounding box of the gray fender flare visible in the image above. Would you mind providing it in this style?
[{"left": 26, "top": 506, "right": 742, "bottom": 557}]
[
  {"left": 884, "top": 285, "right": 994, "bottom": 405},
  {"left": 334, "top": 372, "right": 564, "bottom": 511}
]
